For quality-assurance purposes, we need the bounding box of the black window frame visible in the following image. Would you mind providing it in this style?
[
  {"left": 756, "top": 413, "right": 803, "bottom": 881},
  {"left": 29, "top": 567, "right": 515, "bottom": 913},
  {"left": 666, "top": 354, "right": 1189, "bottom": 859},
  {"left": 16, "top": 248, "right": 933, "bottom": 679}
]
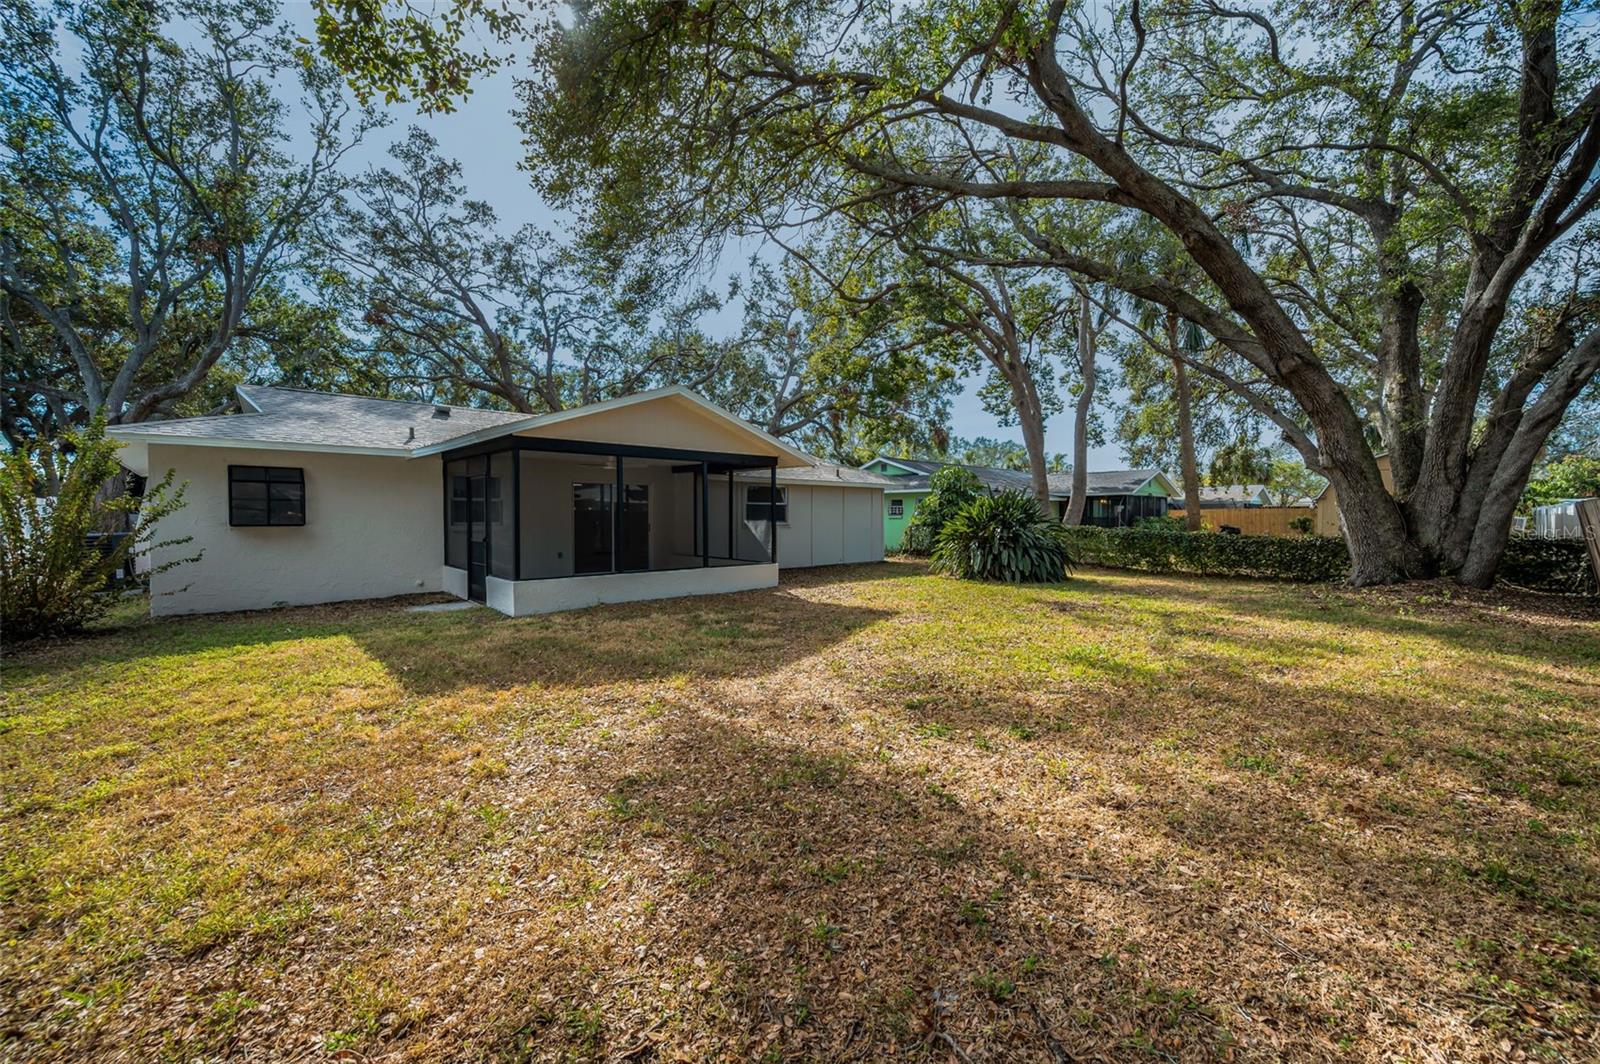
[
  {"left": 888, "top": 498, "right": 904, "bottom": 518},
  {"left": 228, "top": 465, "right": 306, "bottom": 527},
  {"left": 745, "top": 484, "right": 788, "bottom": 524}
]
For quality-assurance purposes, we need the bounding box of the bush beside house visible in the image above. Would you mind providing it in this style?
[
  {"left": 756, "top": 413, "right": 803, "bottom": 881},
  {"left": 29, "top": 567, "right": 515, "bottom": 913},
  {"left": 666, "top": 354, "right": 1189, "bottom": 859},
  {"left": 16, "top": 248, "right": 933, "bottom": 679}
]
[
  {"left": 931, "top": 490, "right": 1074, "bottom": 583},
  {"left": 1, "top": 420, "right": 193, "bottom": 641},
  {"left": 900, "top": 466, "right": 983, "bottom": 555}
]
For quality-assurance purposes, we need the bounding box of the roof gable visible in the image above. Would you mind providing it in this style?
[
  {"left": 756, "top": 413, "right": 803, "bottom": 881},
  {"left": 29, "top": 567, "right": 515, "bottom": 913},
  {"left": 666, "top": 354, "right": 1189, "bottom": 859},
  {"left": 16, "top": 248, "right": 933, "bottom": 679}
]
[
  {"left": 862, "top": 457, "right": 924, "bottom": 477},
  {"left": 108, "top": 384, "right": 816, "bottom": 468},
  {"left": 417, "top": 387, "right": 814, "bottom": 467}
]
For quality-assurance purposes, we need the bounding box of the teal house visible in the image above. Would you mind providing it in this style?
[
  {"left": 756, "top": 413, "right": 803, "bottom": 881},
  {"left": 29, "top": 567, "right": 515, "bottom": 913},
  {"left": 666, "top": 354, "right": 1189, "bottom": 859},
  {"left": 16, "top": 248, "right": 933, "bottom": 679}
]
[{"left": 860, "top": 458, "right": 1178, "bottom": 549}]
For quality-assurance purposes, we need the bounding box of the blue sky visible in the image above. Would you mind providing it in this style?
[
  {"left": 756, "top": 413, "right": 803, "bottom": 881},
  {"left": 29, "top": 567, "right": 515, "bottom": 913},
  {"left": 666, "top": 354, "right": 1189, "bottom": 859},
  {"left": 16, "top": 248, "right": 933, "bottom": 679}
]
[{"left": 277, "top": 2, "right": 1128, "bottom": 467}]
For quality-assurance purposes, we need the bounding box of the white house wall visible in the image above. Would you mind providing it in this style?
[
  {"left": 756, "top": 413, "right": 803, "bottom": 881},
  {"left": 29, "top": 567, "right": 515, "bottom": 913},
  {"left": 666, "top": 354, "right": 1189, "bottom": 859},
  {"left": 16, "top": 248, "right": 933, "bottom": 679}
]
[
  {"left": 842, "top": 489, "right": 879, "bottom": 563},
  {"left": 482, "top": 563, "right": 779, "bottom": 616},
  {"left": 145, "top": 444, "right": 442, "bottom": 616},
  {"left": 761, "top": 484, "right": 885, "bottom": 569}
]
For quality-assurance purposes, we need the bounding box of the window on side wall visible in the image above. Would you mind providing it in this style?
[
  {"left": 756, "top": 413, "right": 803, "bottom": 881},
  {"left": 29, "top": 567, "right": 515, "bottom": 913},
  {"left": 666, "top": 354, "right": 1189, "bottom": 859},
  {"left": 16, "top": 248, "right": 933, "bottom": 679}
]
[
  {"left": 888, "top": 498, "right": 904, "bottom": 518},
  {"left": 229, "top": 465, "right": 305, "bottom": 526},
  {"left": 745, "top": 485, "right": 788, "bottom": 523}
]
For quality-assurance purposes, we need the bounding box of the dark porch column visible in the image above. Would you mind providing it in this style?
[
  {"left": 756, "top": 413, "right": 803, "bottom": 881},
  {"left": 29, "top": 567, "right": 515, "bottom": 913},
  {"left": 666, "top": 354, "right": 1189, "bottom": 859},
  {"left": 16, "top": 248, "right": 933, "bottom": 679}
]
[
  {"left": 614, "top": 456, "right": 624, "bottom": 572},
  {"left": 700, "top": 461, "right": 709, "bottom": 568}
]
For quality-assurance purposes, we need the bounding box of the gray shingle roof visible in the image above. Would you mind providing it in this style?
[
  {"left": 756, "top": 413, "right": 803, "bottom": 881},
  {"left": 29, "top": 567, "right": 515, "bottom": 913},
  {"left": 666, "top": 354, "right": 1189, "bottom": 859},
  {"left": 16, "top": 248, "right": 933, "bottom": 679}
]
[
  {"left": 738, "top": 464, "right": 896, "bottom": 488},
  {"left": 1196, "top": 484, "right": 1271, "bottom": 506},
  {"left": 107, "top": 386, "right": 537, "bottom": 453},
  {"left": 867, "top": 459, "right": 1167, "bottom": 498},
  {"left": 873, "top": 459, "right": 1038, "bottom": 494},
  {"left": 1047, "top": 469, "right": 1170, "bottom": 496}
]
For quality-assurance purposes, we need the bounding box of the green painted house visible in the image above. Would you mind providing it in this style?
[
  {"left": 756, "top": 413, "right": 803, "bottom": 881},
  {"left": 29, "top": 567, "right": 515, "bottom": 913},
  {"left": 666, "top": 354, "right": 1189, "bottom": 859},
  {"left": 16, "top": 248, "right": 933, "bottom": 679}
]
[{"left": 860, "top": 458, "right": 1178, "bottom": 549}]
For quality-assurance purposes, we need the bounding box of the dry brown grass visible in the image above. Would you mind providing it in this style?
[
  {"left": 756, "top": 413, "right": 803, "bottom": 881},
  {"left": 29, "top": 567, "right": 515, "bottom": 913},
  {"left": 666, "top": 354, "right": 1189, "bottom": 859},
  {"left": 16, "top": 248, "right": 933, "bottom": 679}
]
[{"left": 2, "top": 562, "right": 1597, "bottom": 1062}]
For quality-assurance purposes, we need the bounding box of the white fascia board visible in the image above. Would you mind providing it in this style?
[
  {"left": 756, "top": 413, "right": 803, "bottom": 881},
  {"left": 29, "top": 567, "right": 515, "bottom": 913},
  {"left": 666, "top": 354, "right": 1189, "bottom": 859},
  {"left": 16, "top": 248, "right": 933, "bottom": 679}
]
[{"left": 104, "top": 429, "right": 410, "bottom": 459}]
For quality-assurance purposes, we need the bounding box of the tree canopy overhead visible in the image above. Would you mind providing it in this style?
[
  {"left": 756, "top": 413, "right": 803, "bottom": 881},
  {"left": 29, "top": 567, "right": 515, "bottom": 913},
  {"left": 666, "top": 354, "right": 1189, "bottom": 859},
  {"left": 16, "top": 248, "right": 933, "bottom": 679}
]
[
  {"left": 2, "top": 0, "right": 375, "bottom": 440},
  {"left": 487, "top": 0, "right": 1599, "bottom": 587}
]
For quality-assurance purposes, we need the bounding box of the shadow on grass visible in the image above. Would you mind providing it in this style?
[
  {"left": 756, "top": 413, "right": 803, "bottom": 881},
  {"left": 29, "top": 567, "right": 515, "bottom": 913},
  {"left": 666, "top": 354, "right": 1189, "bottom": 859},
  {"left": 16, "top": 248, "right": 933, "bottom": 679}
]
[
  {"left": 470, "top": 706, "right": 1241, "bottom": 1061},
  {"left": 848, "top": 653, "right": 1600, "bottom": 1036},
  {"left": 1, "top": 584, "right": 897, "bottom": 698},
  {"left": 1051, "top": 569, "right": 1600, "bottom": 672}
]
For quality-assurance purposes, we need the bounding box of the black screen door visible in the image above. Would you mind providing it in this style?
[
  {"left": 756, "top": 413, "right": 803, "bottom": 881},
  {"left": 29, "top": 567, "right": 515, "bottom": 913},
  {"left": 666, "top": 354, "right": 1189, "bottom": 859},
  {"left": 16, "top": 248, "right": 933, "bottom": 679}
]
[
  {"left": 573, "top": 483, "right": 613, "bottom": 574},
  {"left": 619, "top": 484, "right": 649, "bottom": 571},
  {"left": 467, "top": 458, "right": 488, "bottom": 601}
]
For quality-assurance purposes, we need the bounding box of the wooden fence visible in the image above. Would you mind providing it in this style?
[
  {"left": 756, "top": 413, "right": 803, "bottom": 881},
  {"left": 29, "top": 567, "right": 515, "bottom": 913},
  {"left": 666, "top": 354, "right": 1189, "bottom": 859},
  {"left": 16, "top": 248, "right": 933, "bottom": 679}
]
[{"left": 1167, "top": 506, "right": 1317, "bottom": 537}]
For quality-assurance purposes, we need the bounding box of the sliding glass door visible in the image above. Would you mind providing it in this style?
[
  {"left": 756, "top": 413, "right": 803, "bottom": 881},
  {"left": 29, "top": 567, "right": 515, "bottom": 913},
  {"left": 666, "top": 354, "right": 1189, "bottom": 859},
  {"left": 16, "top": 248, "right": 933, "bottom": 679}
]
[
  {"left": 573, "top": 482, "right": 650, "bottom": 574},
  {"left": 573, "top": 483, "right": 613, "bottom": 574}
]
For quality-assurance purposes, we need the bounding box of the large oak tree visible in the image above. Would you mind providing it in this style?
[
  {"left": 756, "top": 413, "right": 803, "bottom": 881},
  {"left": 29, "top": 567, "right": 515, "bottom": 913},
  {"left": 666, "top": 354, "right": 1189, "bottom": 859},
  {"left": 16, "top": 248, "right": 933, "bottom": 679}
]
[
  {"left": 522, "top": 0, "right": 1600, "bottom": 586},
  {"left": 319, "top": 0, "right": 1600, "bottom": 585},
  {"left": 2, "top": 0, "right": 371, "bottom": 439}
]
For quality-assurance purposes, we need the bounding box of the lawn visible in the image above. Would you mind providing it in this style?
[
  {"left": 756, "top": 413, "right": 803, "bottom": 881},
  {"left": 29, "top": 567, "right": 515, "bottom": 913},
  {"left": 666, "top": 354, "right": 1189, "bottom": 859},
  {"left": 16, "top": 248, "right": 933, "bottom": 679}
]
[{"left": 2, "top": 563, "right": 1597, "bottom": 1062}]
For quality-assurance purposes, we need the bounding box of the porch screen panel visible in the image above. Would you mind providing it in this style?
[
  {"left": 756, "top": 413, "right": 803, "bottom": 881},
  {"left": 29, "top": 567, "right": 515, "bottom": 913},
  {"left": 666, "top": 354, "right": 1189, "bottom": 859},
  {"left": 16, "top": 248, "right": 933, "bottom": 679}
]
[
  {"left": 445, "top": 459, "right": 469, "bottom": 568},
  {"left": 488, "top": 451, "right": 515, "bottom": 579}
]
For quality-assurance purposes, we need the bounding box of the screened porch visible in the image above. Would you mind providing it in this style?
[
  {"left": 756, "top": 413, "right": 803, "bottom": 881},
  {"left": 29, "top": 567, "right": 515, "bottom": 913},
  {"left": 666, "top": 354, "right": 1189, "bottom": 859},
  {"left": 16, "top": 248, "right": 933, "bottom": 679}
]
[{"left": 439, "top": 437, "right": 781, "bottom": 615}]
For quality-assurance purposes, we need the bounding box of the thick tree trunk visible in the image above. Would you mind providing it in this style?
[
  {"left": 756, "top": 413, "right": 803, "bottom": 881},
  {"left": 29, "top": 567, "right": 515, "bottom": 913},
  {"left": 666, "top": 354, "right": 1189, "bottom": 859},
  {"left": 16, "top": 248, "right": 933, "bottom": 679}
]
[
  {"left": 1017, "top": 393, "right": 1052, "bottom": 514},
  {"left": 1025, "top": 34, "right": 1429, "bottom": 584},
  {"left": 1458, "top": 328, "right": 1600, "bottom": 586},
  {"left": 1004, "top": 362, "right": 1053, "bottom": 515},
  {"left": 1375, "top": 274, "right": 1427, "bottom": 498},
  {"left": 1169, "top": 314, "right": 1203, "bottom": 531},
  {"left": 1065, "top": 289, "right": 1094, "bottom": 525}
]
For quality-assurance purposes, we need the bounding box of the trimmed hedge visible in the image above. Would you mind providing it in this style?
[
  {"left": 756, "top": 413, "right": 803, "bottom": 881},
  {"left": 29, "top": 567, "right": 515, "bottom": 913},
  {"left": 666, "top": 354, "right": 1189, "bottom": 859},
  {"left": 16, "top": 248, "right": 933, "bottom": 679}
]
[
  {"left": 1061, "top": 527, "right": 1597, "bottom": 594},
  {"left": 1500, "top": 536, "right": 1597, "bottom": 595},
  {"left": 1063, "top": 527, "right": 1349, "bottom": 582}
]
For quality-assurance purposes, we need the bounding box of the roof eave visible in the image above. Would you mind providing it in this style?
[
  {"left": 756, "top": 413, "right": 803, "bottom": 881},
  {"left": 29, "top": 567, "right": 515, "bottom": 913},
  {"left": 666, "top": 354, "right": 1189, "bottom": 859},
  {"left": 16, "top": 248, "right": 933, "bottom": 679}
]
[{"left": 103, "top": 428, "right": 412, "bottom": 459}]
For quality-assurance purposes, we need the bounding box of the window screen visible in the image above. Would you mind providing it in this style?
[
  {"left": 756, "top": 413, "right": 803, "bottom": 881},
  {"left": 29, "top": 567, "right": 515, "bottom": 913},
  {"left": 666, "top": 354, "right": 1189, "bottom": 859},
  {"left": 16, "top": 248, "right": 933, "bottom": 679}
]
[
  {"left": 745, "top": 485, "right": 788, "bottom": 523},
  {"left": 229, "top": 466, "right": 305, "bottom": 526}
]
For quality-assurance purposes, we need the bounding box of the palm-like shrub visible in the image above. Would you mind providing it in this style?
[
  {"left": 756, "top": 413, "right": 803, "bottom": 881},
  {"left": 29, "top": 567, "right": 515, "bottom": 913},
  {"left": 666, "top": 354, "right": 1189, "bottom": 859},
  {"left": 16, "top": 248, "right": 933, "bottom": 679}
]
[
  {"left": 1, "top": 419, "right": 194, "bottom": 641},
  {"left": 900, "top": 465, "right": 983, "bottom": 555},
  {"left": 931, "top": 490, "right": 1074, "bottom": 583}
]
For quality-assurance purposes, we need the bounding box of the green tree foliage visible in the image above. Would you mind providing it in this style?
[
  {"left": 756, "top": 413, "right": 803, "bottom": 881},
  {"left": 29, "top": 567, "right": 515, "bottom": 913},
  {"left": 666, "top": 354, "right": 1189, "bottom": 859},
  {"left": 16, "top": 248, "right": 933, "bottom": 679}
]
[
  {"left": 1521, "top": 454, "right": 1600, "bottom": 513},
  {"left": 483, "top": 0, "right": 1599, "bottom": 587},
  {"left": 1265, "top": 459, "right": 1328, "bottom": 508},
  {"left": 948, "top": 437, "right": 1069, "bottom": 473},
  {"left": 884, "top": 207, "right": 1080, "bottom": 506},
  {"left": 311, "top": 0, "right": 521, "bottom": 113},
  {"left": 637, "top": 253, "right": 959, "bottom": 463},
  {"left": 1, "top": 0, "right": 372, "bottom": 441},
  {"left": 1207, "top": 442, "right": 1274, "bottom": 489},
  {"left": 1, "top": 420, "right": 194, "bottom": 640},
  {"left": 931, "top": 490, "right": 1074, "bottom": 583},
  {"left": 900, "top": 466, "right": 982, "bottom": 555},
  {"left": 318, "top": 126, "right": 656, "bottom": 412}
]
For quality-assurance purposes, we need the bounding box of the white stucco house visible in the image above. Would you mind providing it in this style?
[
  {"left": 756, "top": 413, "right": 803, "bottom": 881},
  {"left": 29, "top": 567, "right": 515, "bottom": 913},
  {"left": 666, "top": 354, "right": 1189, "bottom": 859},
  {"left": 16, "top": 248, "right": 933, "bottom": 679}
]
[{"left": 107, "top": 385, "right": 892, "bottom": 617}]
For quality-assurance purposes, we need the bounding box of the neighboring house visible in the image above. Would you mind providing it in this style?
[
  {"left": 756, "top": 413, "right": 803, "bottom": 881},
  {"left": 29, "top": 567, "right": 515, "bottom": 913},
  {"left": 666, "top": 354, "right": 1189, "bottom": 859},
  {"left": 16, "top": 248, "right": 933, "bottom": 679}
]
[
  {"left": 107, "top": 385, "right": 888, "bottom": 617},
  {"left": 1196, "top": 484, "right": 1274, "bottom": 508},
  {"left": 859, "top": 457, "right": 1176, "bottom": 547},
  {"left": 1311, "top": 454, "right": 1393, "bottom": 537},
  {"left": 1045, "top": 469, "right": 1177, "bottom": 527}
]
